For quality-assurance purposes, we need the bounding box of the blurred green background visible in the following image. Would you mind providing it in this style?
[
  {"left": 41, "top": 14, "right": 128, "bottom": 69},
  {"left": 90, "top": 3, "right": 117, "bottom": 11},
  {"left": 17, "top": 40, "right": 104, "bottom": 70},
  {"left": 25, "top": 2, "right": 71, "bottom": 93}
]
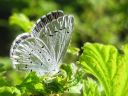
[
  {"left": 0, "top": 0, "right": 128, "bottom": 57},
  {"left": 0, "top": 0, "right": 128, "bottom": 82}
]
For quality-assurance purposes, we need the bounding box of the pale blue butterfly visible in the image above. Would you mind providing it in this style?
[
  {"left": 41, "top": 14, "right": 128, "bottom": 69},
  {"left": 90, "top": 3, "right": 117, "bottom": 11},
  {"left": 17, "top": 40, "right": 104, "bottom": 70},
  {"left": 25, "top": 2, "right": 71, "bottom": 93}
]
[{"left": 10, "top": 10, "right": 74, "bottom": 76}]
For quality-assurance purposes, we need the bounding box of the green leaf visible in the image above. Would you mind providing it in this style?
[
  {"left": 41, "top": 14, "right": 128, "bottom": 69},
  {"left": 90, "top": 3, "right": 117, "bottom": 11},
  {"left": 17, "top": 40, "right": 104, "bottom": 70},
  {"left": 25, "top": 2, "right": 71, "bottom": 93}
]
[
  {"left": 61, "top": 63, "right": 73, "bottom": 79},
  {"left": 80, "top": 42, "right": 128, "bottom": 96},
  {"left": 17, "top": 72, "right": 44, "bottom": 95},
  {"left": 0, "top": 86, "right": 21, "bottom": 96},
  {"left": 67, "top": 46, "right": 80, "bottom": 56},
  {"left": 0, "top": 57, "right": 11, "bottom": 72},
  {"left": 9, "top": 13, "right": 33, "bottom": 32},
  {"left": 82, "top": 77, "right": 104, "bottom": 96}
]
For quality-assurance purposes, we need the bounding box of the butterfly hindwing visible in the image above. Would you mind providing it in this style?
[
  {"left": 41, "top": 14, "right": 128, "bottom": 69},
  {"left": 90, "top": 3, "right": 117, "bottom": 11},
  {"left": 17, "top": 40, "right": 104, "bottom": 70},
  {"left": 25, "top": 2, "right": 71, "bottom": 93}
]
[{"left": 10, "top": 33, "right": 58, "bottom": 75}]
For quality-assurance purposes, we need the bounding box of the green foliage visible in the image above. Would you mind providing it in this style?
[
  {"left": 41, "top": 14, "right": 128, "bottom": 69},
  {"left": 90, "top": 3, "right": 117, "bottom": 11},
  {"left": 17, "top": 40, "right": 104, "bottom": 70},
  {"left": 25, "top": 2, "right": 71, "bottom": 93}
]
[
  {"left": 67, "top": 46, "right": 80, "bottom": 56},
  {"left": 0, "top": 60, "right": 82, "bottom": 95},
  {"left": 0, "top": 57, "right": 11, "bottom": 71},
  {"left": 9, "top": 13, "right": 33, "bottom": 32},
  {"left": 0, "top": 87, "right": 21, "bottom": 96},
  {"left": 16, "top": 72, "right": 44, "bottom": 95},
  {"left": 4, "top": 0, "right": 127, "bottom": 47},
  {"left": 1, "top": 42, "right": 128, "bottom": 95},
  {"left": 80, "top": 43, "right": 128, "bottom": 96},
  {"left": 82, "top": 77, "right": 104, "bottom": 96}
]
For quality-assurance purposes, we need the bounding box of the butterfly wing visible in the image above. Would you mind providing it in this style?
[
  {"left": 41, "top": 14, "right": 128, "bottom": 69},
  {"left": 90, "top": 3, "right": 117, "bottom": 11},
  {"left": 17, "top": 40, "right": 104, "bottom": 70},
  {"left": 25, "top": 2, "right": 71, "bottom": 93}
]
[
  {"left": 10, "top": 10, "right": 74, "bottom": 76},
  {"left": 10, "top": 33, "right": 59, "bottom": 75},
  {"left": 32, "top": 10, "right": 74, "bottom": 64}
]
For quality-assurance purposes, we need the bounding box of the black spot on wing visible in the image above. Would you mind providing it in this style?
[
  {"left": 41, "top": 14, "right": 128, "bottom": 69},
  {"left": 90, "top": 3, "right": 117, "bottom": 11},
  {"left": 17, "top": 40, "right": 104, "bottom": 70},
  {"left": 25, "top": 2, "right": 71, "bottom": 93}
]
[
  {"left": 16, "top": 40, "right": 21, "bottom": 44},
  {"left": 13, "top": 34, "right": 31, "bottom": 51},
  {"left": 54, "top": 30, "right": 58, "bottom": 33},
  {"left": 59, "top": 28, "right": 63, "bottom": 30},
  {"left": 49, "top": 34, "right": 54, "bottom": 37},
  {"left": 25, "top": 65, "right": 27, "bottom": 68},
  {"left": 36, "top": 21, "right": 43, "bottom": 31},
  {"left": 11, "top": 52, "right": 13, "bottom": 56},
  {"left": 13, "top": 45, "right": 16, "bottom": 49},
  {"left": 21, "top": 34, "right": 31, "bottom": 40},
  {"left": 48, "top": 59, "right": 50, "bottom": 61},
  {"left": 41, "top": 45, "right": 44, "bottom": 48}
]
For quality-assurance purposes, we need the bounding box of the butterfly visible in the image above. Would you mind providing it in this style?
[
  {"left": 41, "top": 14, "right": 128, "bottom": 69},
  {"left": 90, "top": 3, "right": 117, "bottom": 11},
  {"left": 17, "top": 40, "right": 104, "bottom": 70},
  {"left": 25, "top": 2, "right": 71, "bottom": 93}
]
[{"left": 10, "top": 10, "right": 74, "bottom": 76}]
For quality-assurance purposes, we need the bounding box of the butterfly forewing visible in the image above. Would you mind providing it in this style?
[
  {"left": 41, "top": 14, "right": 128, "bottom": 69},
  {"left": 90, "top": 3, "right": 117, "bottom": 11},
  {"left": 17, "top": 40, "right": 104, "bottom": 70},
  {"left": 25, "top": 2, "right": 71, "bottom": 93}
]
[
  {"left": 32, "top": 10, "right": 64, "bottom": 37},
  {"left": 32, "top": 15, "right": 74, "bottom": 64}
]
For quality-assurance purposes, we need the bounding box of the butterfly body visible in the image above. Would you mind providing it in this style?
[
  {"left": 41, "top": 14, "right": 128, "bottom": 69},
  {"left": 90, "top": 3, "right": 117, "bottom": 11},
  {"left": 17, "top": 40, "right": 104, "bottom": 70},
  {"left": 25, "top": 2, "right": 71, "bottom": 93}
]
[{"left": 10, "top": 10, "right": 74, "bottom": 76}]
